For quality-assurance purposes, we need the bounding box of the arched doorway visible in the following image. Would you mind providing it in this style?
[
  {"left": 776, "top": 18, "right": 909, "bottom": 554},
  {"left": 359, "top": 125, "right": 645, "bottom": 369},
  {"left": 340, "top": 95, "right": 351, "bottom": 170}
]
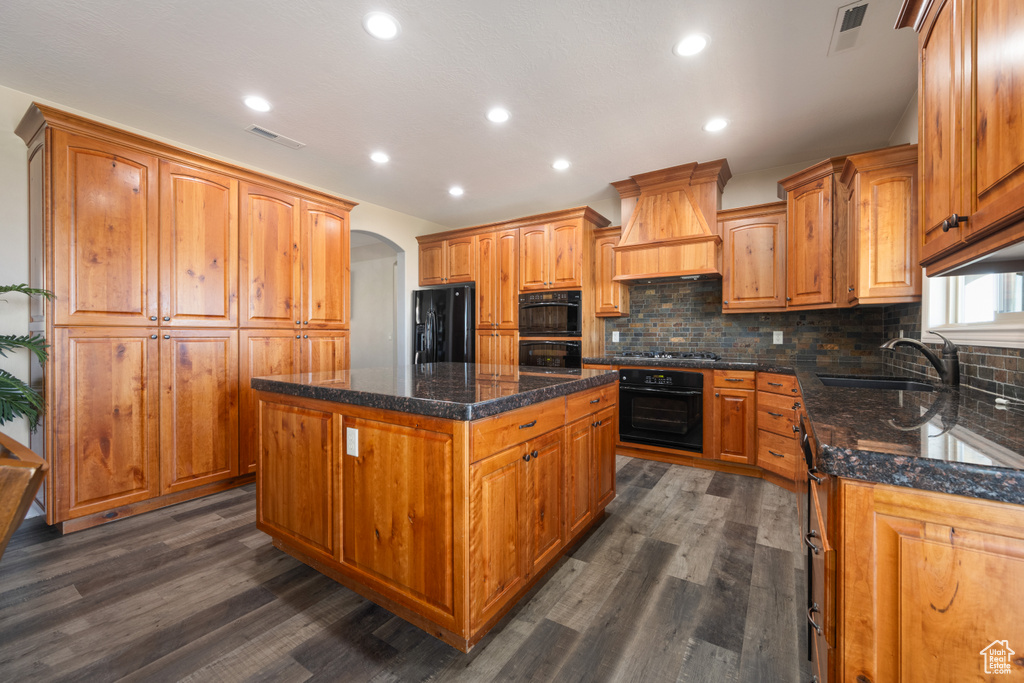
[{"left": 350, "top": 230, "right": 404, "bottom": 368}]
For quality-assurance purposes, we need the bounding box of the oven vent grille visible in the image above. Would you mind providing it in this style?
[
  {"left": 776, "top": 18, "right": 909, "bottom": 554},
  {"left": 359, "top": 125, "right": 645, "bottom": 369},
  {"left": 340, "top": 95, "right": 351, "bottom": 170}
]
[
  {"left": 828, "top": 1, "right": 869, "bottom": 56},
  {"left": 245, "top": 124, "right": 306, "bottom": 149}
]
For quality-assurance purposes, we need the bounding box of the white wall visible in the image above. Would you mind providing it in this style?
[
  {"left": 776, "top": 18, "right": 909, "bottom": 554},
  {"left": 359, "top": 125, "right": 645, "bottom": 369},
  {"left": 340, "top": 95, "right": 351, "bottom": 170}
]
[
  {"left": 350, "top": 253, "right": 398, "bottom": 368},
  {"left": 888, "top": 90, "right": 919, "bottom": 146},
  {"left": 721, "top": 158, "right": 824, "bottom": 210},
  {"left": 0, "top": 83, "right": 449, "bottom": 443}
]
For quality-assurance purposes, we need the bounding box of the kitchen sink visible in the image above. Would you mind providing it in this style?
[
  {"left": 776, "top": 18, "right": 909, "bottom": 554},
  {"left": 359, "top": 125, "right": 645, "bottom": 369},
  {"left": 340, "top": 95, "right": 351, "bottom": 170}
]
[{"left": 816, "top": 375, "right": 935, "bottom": 392}]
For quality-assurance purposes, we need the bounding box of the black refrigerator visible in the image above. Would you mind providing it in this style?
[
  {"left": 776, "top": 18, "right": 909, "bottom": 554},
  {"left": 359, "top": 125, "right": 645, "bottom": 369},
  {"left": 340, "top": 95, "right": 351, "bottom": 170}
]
[{"left": 413, "top": 285, "right": 475, "bottom": 364}]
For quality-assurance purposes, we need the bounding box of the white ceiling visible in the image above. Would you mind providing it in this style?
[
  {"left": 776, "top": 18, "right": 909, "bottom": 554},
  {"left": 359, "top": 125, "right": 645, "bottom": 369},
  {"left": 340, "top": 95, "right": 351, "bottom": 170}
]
[{"left": 0, "top": 0, "right": 917, "bottom": 229}]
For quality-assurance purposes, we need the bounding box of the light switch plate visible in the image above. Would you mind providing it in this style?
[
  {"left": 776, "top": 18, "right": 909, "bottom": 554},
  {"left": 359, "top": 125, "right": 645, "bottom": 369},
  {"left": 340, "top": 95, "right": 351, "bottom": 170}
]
[
  {"left": 773, "top": 331, "right": 784, "bottom": 344},
  {"left": 346, "top": 427, "right": 358, "bottom": 457},
  {"left": 612, "top": 331, "right": 620, "bottom": 343}
]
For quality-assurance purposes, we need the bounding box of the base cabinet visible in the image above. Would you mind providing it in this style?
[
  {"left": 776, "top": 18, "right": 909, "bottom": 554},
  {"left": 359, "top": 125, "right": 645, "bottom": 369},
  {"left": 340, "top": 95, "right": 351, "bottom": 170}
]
[
  {"left": 476, "top": 330, "right": 518, "bottom": 367},
  {"left": 712, "top": 371, "right": 756, "bottom": 465},
  {"left": 835, "top": 479, "right": 1024, "bottom": 681}
]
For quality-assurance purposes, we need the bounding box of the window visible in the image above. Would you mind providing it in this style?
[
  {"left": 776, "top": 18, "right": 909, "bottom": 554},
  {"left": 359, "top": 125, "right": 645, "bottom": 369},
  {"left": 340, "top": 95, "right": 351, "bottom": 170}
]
[{"left": 923, "top": 271, "right": 1024, "bottom": 348}]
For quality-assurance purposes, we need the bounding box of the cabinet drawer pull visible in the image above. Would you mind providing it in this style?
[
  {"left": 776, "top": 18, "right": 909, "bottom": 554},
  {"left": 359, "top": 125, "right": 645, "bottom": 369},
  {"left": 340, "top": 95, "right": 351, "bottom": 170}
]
[
  {"left": 592, "top": 420, "right": 602, "bottom": 427},
  {"left": 804, "top": 530, "right": 821, "bottom": 554},
  {"left": 768, "top": 450, "right": 786, "bottom": 458},
  {"left": 807, "top": 468, "right": 824, "bottom": 484},
  {"left": 793, "top": 402, "right": 801, "bottom": 409},
  {"left": 725, "top": 377, "right": 745, "bottom": 382},
  {"left": 807, "top": 603, "right": 823, "bottom": 636},
  {"left": 590, "top": 398, "right": 601, "bottom": 404},
  {"left": 792, "top": 425, "right": 800, "bottom": 433},
  {"left": 767, "top": 382, "right": 784, "bottom": 387},
  {"left": 767, "top": 411, "right": 784, "bottom": 417},
  {"left": 519, "top": 420, "right": 537, "bottom": 429}
]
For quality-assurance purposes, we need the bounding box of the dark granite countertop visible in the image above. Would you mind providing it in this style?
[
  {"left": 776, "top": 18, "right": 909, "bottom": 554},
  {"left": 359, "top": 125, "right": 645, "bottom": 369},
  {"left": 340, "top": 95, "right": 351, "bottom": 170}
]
[
  {"left": 252, "top": 363, "right": 617, "bottom": 421},
  {"left": 584, "top": 354, "right": 1024, "bottom": 504}
]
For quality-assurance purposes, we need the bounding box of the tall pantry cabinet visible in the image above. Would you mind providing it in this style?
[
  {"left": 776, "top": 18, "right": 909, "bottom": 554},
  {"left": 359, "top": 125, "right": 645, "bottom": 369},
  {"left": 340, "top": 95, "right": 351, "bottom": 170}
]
[{"left": 16, "top": 104, "right": 354, "bottom": 532}]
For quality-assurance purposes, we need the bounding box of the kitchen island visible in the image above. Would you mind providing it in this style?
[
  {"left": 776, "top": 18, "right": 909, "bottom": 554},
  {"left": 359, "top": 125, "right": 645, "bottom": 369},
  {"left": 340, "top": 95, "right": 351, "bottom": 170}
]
[{"left": 251, "top": 362, "right": 618, "bottom": 652}]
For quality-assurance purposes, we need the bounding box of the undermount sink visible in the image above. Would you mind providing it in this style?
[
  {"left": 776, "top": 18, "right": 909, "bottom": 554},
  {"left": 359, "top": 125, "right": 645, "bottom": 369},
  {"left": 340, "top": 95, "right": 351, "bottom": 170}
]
[{"left": 816, "top": 375, "right": 935, "bottom": 392}]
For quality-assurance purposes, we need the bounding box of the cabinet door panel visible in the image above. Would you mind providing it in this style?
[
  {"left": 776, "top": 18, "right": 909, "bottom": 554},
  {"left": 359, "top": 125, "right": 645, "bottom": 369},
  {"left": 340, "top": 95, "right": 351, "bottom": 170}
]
[
  {"left": 968, "top": 0, "right": 1024, "bottom": 238},
  {"left": 160, "top": 330, "right": 239, "bottom": 493},
  {"left": 476, "top": 331, "right": 495, "bottom": 366},
  {"left": 496, "top": 330, "right": 518, "bottom": 367},
  {"left": 52, "top": 131, "right": 159, "bottom": 326},
  {"left": 860, "top": 172, "right": 920, "bottom": 299},
  {"left": 257, "top": 400, "right": 339, "bottom": 558},
  {"left": 239, "top": 330, "right": 300, "bottom": 474},
  {"left": 723, "top": 216, "right": 786, "bottom": 311},
  {"left": 526, "top": 430, "right": 564, "bottom": 576},
  {"left": 341, "top": 417, "right": 455, "bottom": 616},
  {"left": 446, "top": 235, "right": 476, "bottom": 283},
  {"left": 419, "top": 241, "right": 446, "bottom": 286},
  {"left": 787, "top": 179, "right": 833, "bottom": 307},
  {"left": 549, "top": 221, "right": 582, "bottom": 288},
  {"left": 302, "top": 200, "right": 350, "bottom": 328},
  {"left": 301, "top": 331, "right": 350, "bottom": 373},
  {"left": 469, "top": 444, "right": 527, "bottom": 630},
  {"left": 919, "top": 0, "right": 964, "bottom": 260},
  {"left": 159, "top": 161, "right": 238, "bottom": 326},
  {"left": 240, "top": 184, "right": 300, "bottom": 327},
  {"left": 476, "top": 232, "right": 497, "bottom": 328},
  {"left": 55, "top": 329, "right": 159, "bottom": 519},
  {"left": 519, "top": 226, "right": 549, "bottom": 291},
  {"left": 565, "top": 418, "right": 593, "bottom": 538},
  {"left": 495, "top": 229, "right": 519, "bottom": 327},
  {"left": 714, "top": 388, "right": 755, "bottom": 465},
  {"left": 594, "top": 405, "right": 616, "bottom": 509}
]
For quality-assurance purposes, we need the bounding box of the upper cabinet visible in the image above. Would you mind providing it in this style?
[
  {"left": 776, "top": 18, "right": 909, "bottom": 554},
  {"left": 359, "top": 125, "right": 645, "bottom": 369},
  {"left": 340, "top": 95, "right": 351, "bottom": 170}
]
[
  {"left": 899, "top": 0, "right": 1024, "bottom": 276},
  {"left": 519, "top": 219, "right": 584, "bottom": 291},
  {"left": 477, "top": 229, "right": 518, "bottom": 329},
  {"left": 594, "top": 227, "right": 629, "bottom": 316},
  {"left": 719, "top": 203, "right": 787, "bottom": 312},
  {"left": 418, "top": 235, "right": 477, "bottom": 286},
  {"left": 239, "top": 184, "right": 353, "bottom": 329},
  {"left": 839, "top": 145, "right": 921, "bottom": 305}
]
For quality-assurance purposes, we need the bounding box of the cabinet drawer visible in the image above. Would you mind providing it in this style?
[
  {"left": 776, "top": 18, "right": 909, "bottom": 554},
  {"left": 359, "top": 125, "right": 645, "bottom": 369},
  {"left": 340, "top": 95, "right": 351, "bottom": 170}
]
[
  {"left": 714, "top": 370, "right": 756, "bottom": 390},
  {"left": 471, "top": 397, "right": 565, "bottom": 461},
  {"left": 566, "top": 384, "right": 617, "bottom": 421},
  {"left": 757, "top": 429, "right": 801, "bottom": 479},
  {"left": 757, "top": 373, "right": 800, "bottom": 397},
  {"left": 757, "top": 391, "right": 800, "bottom": 438}
]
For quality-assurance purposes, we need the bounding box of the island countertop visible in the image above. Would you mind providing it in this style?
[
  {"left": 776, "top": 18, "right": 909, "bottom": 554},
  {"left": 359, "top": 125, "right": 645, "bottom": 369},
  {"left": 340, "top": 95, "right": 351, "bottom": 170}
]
[{"left": 251, "top": 362, "right": 618, "bottom": 421}]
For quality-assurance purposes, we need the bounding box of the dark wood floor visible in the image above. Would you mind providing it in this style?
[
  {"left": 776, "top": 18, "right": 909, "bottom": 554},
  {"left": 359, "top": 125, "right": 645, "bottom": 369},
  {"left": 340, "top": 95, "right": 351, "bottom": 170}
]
[{"left": 0, "top": 457, "right": 811, "bottom": 682}]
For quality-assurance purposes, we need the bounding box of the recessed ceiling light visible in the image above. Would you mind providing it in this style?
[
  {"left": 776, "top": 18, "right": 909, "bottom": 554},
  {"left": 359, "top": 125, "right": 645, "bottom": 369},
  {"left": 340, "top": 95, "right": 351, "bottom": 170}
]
[
  {"left": 244, "top": 96, "right": 271, "bottom": 112},
  {"left": 674, "top": 34, "right": 709, "bottom": 57},
  {"left": 552, "top": 159, "right": 571, "bottom": 171},
  {"left": 363, "top": 12, "right": 400, "bottom": 40},
  {"left": 449, "top": 186, "right": 464, "bottom": 197},
  {"left": 370, "top": 151, "right": 390, "bottom": 163},
  {"left": 487, "top": 107, "right": 510, "bottom": 123},
  {"left": 703, "top": 117, "right": 728, "bottom": 132}
]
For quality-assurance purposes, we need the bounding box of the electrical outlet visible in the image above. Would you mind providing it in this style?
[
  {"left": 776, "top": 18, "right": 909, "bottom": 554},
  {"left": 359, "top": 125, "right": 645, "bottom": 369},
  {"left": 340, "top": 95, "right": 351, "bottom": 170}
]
[
  {"left": 346, "top": 427, "right": 358, "bottom": 457},
  {"left": 773, "top": 331, "right": 784, "bottom": 344},
  {"left": 900, "top": 329, "right": 905, "bottom": 338},
  {"left": 612, "top": 331, "right": 620, "bottom": 343}
]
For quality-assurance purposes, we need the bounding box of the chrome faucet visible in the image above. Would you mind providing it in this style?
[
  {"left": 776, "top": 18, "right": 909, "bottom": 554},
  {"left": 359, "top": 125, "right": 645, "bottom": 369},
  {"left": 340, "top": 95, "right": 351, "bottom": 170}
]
[{"left": 880, "top": 331, "right": 960, "bottom": 388}]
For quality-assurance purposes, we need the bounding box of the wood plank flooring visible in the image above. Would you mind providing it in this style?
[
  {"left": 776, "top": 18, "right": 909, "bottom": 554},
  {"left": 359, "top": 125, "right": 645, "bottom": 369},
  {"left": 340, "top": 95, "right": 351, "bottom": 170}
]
[{"left": 0, "top": 457, "right": 811, "bottom": 682}]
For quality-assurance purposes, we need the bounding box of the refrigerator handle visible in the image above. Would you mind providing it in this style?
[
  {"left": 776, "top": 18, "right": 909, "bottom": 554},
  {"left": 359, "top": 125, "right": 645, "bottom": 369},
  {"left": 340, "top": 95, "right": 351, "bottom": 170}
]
[{"left": 426, "top": 310, "right": 436, "bottom": 362}]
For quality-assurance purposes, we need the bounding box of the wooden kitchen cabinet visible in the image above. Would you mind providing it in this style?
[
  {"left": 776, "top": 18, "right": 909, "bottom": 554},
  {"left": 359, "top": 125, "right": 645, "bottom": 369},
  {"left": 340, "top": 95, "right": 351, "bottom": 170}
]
[
  {"left": 419, "top": 235, "right": 477, "bottom": 286},
  {"left": 476, "top": 329, "right": 518, "bottom": 367},
  {"left": 159, "top": 329, "right": 239, "bottom": 494},
  {"left": 838, "top": 145, "right": 921, "bottom": 305},
  {"left": 836, "top": 479, "right": 1024, "bottom": 681},
  {"left": 300, "top": 330, "right": 350, "bottom": 374},
  {"left": 240, "top": 184, "right": 352, "bottom": 329},
  {"left": 719, "top": 203, "right": 787, "bottom": 312},
  {"left": 594, "top": 227, "right": 629, "bottom": 316},
  {"left": 755, "top": 373, "right": 803, "bottom": 482},
  {"left": 476, "top": 229, "right": 518, "bottom": 329},
  {"left": 900, "top": 0, "right": 1024, "bottom": 275},
  {"left": 712, "top": 371, "right": 756, "bottom": 465},
  {"left": 524, "top": 429, "right": 565, "bottom": 576},
  {"left": 565, "top": 388, "right": 617, "bottom": 538},
  {"left": 519, "top": 220, "right": 583, "bottom": 291}
]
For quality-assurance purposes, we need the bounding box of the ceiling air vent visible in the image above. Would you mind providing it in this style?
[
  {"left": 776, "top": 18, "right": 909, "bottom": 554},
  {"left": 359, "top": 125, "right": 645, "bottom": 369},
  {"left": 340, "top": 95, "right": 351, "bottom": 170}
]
[
  {"left": 244, "top": 124, "right": 306, "bottom": 150},
  {"left": 828, "top": 1, "right": 869, "bottom": 56}
]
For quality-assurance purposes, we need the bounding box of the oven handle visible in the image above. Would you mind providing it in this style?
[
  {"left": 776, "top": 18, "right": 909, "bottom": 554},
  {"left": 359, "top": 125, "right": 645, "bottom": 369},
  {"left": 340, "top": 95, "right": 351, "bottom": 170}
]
[
  {"left": 521, "top": 341, "right": 581, "bottom": 347},
  {"left": 620, "top": 386, "right": 702, "bottom": 397},
  {"left": 519, "top": 301, "right": 581, "bottom": 309}
]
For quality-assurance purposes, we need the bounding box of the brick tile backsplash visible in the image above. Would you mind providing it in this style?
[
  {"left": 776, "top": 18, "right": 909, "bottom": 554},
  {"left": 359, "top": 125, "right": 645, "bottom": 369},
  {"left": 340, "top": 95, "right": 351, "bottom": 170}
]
[{"left": 603, "top": 281, "right": 1022, "bottom": 398}]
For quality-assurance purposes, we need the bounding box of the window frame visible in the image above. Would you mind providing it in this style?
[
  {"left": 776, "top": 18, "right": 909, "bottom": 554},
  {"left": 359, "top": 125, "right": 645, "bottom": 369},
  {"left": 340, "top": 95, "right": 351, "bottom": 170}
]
[{"left": 922, "top": 272, "right": 1024, "bottom": 349}]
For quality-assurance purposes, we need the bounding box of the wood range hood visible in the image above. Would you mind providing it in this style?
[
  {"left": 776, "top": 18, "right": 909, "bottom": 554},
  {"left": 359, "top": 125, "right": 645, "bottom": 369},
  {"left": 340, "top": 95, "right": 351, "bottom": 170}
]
[{"left": 611, "top": 159, "right": 731, "bottom": 282}]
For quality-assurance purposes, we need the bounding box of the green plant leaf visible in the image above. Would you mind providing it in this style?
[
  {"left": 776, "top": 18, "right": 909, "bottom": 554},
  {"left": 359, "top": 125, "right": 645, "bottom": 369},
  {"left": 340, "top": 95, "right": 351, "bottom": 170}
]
[
  {"left": 0, "top": 369, "right": 43, "bottom": 427},
  {"left": 0, "top": 333, "right": 50, "bottom": 364},
  {"left": 0, "top": 284, "right": 53, "bottom": 299}
]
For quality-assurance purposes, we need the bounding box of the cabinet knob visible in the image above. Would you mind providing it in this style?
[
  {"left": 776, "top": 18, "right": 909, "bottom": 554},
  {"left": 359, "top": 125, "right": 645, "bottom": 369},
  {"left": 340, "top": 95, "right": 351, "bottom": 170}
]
[
  {"left": 715, "top": 392, "right": 720, "bottom": 397},
  {"left": 295, "top": 320, "right": 301, "bottom": 325},
  {"left": 848, "top": 286, "right": 854, "bottom": 292},
  {"left": 941, "top": 213, "right": 968, "bottom": 232},
  {"left": 786, "top": 297, "right": 792, "bottom": 301},
  {"left": 303, "top": 334, "right": 308, "bottom": 339},
  {"left": 150, "top": 335, "right": 157, "bottom": 339},
  {"left": 296, "top": 335, "right": 301, "bottom": 339},
  {"left": 614, "top": 305, "right": 618, "bottom": 308},
  {"left": 149, "top": 316, "right": 157, "bottom": 321},
  {"left": 303, "top": 321, "right": 309, "bottom": 325},
  {"left": 723, "top": 301, "right": 729, "bottom": 305},
  {"left": 163, "top": 335, "right": 170, "bottom": 339}
]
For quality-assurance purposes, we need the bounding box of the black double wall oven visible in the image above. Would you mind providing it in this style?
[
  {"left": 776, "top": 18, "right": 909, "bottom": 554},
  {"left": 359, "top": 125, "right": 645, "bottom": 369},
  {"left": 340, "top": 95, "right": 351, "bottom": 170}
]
[{"left": 517, "top": 290, "right": 582, "bottom": 369}]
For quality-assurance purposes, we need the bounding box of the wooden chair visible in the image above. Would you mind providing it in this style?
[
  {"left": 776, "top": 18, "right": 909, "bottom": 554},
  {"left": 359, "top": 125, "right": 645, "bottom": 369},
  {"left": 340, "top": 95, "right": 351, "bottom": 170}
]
[{"left": 0, "top": 431, "right": 47, "bottom": 560}]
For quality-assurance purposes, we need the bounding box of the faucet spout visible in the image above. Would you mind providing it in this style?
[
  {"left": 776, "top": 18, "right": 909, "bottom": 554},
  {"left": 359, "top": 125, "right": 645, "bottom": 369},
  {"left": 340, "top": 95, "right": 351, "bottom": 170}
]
[{"left": 880, "top": 331, "right": 960, "bottom": 388}]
